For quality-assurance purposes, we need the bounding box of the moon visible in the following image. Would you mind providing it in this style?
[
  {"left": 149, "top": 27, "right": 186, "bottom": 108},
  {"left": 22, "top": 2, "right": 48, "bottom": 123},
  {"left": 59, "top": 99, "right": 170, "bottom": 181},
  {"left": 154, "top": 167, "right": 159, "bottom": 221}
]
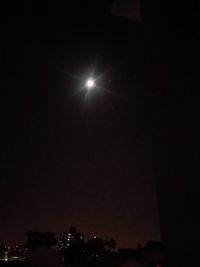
[{"left": 86, "top": 78, "right": 95, "bottom": 89}]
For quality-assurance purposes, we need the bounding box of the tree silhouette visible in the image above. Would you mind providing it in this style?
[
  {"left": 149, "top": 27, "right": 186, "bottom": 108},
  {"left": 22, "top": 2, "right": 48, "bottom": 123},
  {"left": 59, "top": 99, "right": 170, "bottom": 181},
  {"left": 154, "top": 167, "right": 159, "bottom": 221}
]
[
  {"left": 87, "top": 237, "right": 105, "bottom": 255},
  {"left": 105, "top": 238, "right": 116, "bottom": 251}
]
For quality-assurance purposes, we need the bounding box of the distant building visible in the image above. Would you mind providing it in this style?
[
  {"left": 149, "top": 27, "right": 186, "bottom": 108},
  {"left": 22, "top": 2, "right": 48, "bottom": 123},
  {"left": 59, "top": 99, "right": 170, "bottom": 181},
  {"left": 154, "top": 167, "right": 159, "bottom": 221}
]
[
  {"left": 0, "top": 246, "right": 28, "bottom": 262},
  {"left": 8, "top": 246, "right": 28, "bottom": 261},
  {"left": 0, "top": 246, "right": 8, "bottom": 261},
  {"left": 58, "top": 228, "right": 84, "bottom": 262}
]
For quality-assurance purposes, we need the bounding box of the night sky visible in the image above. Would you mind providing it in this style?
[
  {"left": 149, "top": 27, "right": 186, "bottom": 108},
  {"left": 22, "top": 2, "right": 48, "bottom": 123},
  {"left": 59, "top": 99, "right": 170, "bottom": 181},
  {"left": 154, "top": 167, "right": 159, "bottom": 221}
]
[{"left": 1, "top": 1, "right": 161, "bottom": 248}]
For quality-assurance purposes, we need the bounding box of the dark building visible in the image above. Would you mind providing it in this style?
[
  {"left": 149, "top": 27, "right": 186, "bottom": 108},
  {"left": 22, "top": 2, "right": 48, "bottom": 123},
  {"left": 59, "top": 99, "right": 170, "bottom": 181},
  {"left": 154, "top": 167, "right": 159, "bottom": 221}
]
[
  {"left": 111, "top": 1, "right": 199, "bottom": 265},
  {"left": 140, "top": 1, "right": 199, "bottom": 266}
]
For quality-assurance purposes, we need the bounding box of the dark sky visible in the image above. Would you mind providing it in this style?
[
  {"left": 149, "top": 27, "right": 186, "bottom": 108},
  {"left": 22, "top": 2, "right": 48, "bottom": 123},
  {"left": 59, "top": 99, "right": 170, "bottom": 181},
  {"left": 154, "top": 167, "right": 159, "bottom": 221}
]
[{"left": 0, "top": 0, "right": 161, "bottom": 248}]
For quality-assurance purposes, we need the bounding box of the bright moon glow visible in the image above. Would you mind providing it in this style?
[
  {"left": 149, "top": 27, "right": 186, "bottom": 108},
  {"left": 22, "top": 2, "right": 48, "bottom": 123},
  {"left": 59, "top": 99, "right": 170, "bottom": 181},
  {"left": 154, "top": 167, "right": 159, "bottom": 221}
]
[{"left": 86, "top": 79, "right": 95, "bottom": 89}]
